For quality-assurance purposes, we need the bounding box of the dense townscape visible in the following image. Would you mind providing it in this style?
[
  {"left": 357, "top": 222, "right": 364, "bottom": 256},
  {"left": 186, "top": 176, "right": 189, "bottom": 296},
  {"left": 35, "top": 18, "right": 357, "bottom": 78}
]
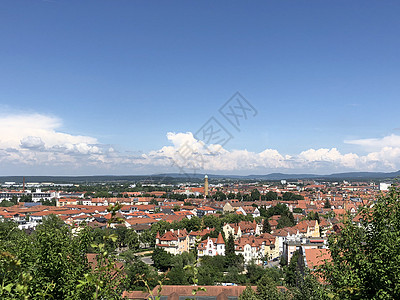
[
  {"left": 0, "top": 176, "right": 398, "bottom": 299},
  {"left": 2, "top": 0, "right": 400, "bottom": 299}
]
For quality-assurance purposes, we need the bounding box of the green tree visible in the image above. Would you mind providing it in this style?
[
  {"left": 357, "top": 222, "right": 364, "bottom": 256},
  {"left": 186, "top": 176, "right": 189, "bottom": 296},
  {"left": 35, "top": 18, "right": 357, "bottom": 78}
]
[
  {"left": 30, "top": 216, "right": 91, "bottom": 299},
  {"left": 0, "top": 215, "right": 98, "bottom": 299},
  {"left": 42, "top": 198, "right": 57, "bottom": 206},
  {"left": 227, "top": 192, "right": 236, "bottom": 199},
  {"left": 282, "top": 192, "right": 304, "bottom": 201},
  {"left": 213, "top": 191, "right": 227, "bottom": 201},
  {"left": 203, "top": 214, "right": 222, "bottom": 230},
  {"left": 222, "top": 213, "right": 246, "bottom": 225},
  {"left": 256, "top": 274, "right": 285, "bottom": 300},
  {"left": 262, "top": 218, "right": 271, "bottom": 234},
  {"left": 0, "top": 251, "right": 36, "bottom": 300},
  {"left": 93, "top": 191, "right": 110, "bottom": 198},
  {"left": 284, "top": 250, "right": 300, "bottom": 286},
  {"left": 151, "top": 248, "right": 172, "bottom": 272},
  {"left": 84, "top": 192, "right": 94, "bottom": 198},
  {"left": 321, "top": 185, "right": 400, "bottom": 299},
  {"left": 323, "top": 199, "right": 331, "bottom": 209},
  {"left": 185, "top": 258, "right": 207, "bottom": 298},
  {"left": 167, "top": 252, "right": 195, "bottom": 285},
  {"left": 246, "top": 262, "right": 266, "bottom": 284},
  {"left": 251, "top": 189, "right": 261, "bottom": 201},
  {"left": 264, "top": 191, "right": 278, "bottom": 201},
  {"left": 77, "top": 233, "right": 127, "bottom": 300},
  {"left": 225, "top": 233, "right": 235, "bottom": 257},
  {"left": 168, "top": 263, "right": 188, "bottom": 285},
  {"left": 125, "top": 229, "right": 140, "bottom": 250},
  {"left": 149, "top": 198, "right": 159, "bottom": 205},
  {"left": 242, "top": 194, "right": 251, "bottom": 201},
  {"left": 10, "top": 196, "right": 18, "bottom": 205},
  {"left": 293, "top": 207, "right": 303, "bottom": 213},
  {"left": 197, "top": 256, "right": 224, "bottom": 285},
  {"left": 151, "top": 221, "right": 170, "bottom": 236},
  {"left": 224, "top": 266, "right": 246, "bottom": 284},
  {"left": 277, "top": 215, "right": 294, "bottom": 229},
  {"left": 266, "top": 203, "right": 291, "bottom": 218},
  {"left": 247, "top": 262, "right": 284, "bottom": 285},
  {"left": 19, "top": 194, "right": 32, "bottom": 202},
  {"left": 307, "top": 211, "right": 320, "bottom": 223},
  {"left": 123, "top": 251, "right": 159, "bottom": 292},
  {"left": 289, "top": 271, "right": 328, "bottom": 300},
  {"left": 0, "top": 200, "right": 14, "bottom": 207},
  {"left": 139, "top": 230, "right": 154, "bottom": 248},
  {"left": 239, "top": 286, "right": 259, "bottom": 300},
  {"left": 114, "top": 226, "right": 128, "bottom": 248}
]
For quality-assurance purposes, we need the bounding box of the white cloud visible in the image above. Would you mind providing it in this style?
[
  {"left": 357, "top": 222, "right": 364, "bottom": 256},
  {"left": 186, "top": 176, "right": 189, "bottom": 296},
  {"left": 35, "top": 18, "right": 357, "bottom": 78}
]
[
  {"left": 298, "top": 148, "right": 360, "bottom": 169},
  {"left": 138, "top": 133, "right": 346, "bottom": 172},
  {"left": 0, "top": 114, "right": 97, "bottom": 149},
  {"left": 20, "top": 136, "right": 45, "bottom": 149},
  {"left": 140, "top": 132, "right": 400, "bottom": 173},
  {"left": 345, "top": 134, "right": 400, "bottom": 150},
  {"left": 1, "top": 112, "right": 400, "bottom": 174},
  {"left": 0, "top": 113, "right": 117, "bottom": 172},
  {"left": 343, "top": 134, "right": 400, "bottom": 170}
]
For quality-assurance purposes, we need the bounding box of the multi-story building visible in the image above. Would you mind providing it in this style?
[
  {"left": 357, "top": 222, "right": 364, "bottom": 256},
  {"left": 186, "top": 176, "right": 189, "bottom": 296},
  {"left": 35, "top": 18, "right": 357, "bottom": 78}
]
[
  {"left": 223, "top": 220, "right": 261, "bottom": 240},
  {"left": 234, "top": 236, "right": 265, "bottom": 265},
  {"left": 155, "top": 229, "right": 189, "bottom": 255},
  {"left": 197, "top": 233, "right": 225, "bottom": 257}
]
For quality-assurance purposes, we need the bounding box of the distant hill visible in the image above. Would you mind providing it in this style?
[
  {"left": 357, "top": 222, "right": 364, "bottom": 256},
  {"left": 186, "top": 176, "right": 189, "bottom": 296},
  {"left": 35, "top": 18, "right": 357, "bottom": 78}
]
[
  {"left": 0, "top": 175, "right": 147, "bottom": 184},
  {"left": 244, "top": 171, "right": 400, "bottom": 181},
  {"left": 1, "top": 170, "right": 399, "bottom": 184}
]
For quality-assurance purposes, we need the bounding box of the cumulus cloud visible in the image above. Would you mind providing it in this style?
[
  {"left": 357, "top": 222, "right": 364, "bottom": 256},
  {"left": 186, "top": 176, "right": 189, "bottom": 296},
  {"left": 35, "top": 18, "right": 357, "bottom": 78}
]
[
  {"left": 139, "top": 133, "right": 338, "bottom": 172},
  {"left": 343, "top": 134, "right": 400, "bottom": 170},
  {"left": 0, "top": 113, "right": 119, "bottom": 171},
  {"left": 139, "top": 132, "right": 400, "bottom": 173},
  {"left": 298, "top": 148, "right": 360, "bottom": 169},
  {"left": 1, "top": 112, "right": 400, "bottom": 174},
  {"left": 0, "top": 114, "right": 97, "bottom": 149},
  {"left": 140, "top": 132, "right": 290, "bottom": 171},
  {"left": 20, "top": 136, "right": 45, "bottom": 149}
]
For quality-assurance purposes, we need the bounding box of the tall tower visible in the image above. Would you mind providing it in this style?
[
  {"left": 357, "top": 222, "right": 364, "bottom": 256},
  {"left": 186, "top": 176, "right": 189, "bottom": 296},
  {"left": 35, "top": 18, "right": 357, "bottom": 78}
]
[{"left": 204, "top": 175, "right": 209, "bottom": 197}]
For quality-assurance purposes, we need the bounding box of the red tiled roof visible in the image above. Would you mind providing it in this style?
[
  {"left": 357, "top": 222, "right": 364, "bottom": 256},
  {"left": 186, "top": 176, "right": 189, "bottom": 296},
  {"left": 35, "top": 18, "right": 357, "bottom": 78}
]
[
  {"left": 305, "top": 248, "right": 331, "bottom": 269},
  {"left": 164, "top": 215, "right": 186, "bottom": 223},
  {"left": 216, "top": 232, "right": 224, "bottom": 244}
]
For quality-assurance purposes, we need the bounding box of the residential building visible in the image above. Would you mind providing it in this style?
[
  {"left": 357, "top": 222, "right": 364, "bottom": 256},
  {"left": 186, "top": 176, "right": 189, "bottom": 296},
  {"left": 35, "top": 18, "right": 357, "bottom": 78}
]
[
  {"left": 155, "top": 229, "right": 189, "bottom": 255},
  {"left": 197, "top": 232, "right": 225, "bottom": 257}
]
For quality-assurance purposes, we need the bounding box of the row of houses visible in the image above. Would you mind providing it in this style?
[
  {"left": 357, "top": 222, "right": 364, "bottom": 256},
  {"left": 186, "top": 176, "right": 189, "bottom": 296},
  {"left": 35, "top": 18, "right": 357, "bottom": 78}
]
[{"left": 154, "top": 218, "right": 325, "bottom": 265}]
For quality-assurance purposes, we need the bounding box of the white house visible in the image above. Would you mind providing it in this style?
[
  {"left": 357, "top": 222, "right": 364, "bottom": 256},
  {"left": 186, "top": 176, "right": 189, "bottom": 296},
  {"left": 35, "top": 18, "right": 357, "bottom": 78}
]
[
  {"left": 197, "top": 233, "right": 225, "bottom": 257},
  {"left": 234, "top": 236, "right": 265, "bottom": 265}
]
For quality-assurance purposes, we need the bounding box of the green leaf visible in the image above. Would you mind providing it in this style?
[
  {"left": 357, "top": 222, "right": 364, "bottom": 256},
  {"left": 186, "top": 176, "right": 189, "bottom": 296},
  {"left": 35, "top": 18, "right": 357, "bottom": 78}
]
[{"left": 3, "top": 283, "right": 13, "bottom": 293}]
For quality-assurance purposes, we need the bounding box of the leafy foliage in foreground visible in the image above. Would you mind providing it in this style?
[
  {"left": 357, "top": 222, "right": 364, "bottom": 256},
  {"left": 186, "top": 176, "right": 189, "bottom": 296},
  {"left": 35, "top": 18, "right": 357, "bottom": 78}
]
[
  {"left": 320, "top": 185, "right": 400, "bottom": 299},
  {"left": 0, "top": 216, "right": 92, "bottom": 299},
  {"left": 0, "top": 215, "right": 138, "bottom": 299}
]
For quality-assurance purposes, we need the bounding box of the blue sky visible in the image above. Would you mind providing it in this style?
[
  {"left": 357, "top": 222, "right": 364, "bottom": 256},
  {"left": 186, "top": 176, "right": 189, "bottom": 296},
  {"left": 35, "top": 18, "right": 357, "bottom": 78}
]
[{"left": 1, "top": 0, "right": 400, "bottom": 175}]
